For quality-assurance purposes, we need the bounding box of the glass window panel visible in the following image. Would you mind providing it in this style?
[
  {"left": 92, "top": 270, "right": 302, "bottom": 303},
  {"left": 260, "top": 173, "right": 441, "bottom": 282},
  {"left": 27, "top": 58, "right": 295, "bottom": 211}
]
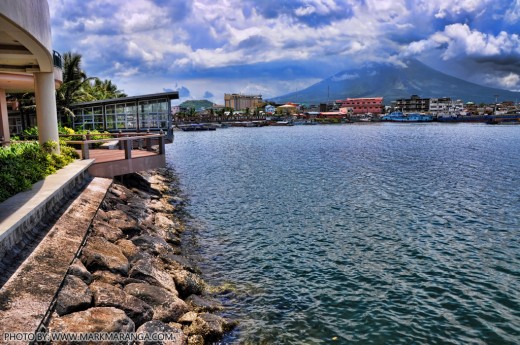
[
  {"left": 116, "top": 104, "right": 124, "bottom": 114},
  {"left": 85, "top": 107, "right": 93, "bottom": 115},
  {"left": 106, "top": 105, "right": 115, "bottom": 114},
  {"left": 106, "top": 115, "right": 116, "bottom": 129},
  {"left": 93, "top": 106, "right": 102, "bottom": 114}
]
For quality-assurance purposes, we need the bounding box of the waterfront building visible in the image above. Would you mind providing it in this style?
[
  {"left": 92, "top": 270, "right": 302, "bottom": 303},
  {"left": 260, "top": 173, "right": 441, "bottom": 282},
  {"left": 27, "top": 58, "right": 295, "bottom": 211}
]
[
  {"left": 429, "top": 98, "right": 464, "bottom": 115},
  {"left": 0, "top": 0, "right": 62, "bottom": 148},
  {"left": 395, "top": 95, "right": 430, "bottom": 113},
  {"left": 224, "top": 93, "right": 263, "bottom": 110},
  {"left": 265, "top": 104, "right": 275, "bottom": 114},
  {"left": 70, "top": 92, "right": 178, "bottom": 134},
  {"left": 337, "top": 97, "right": 384, "bottom": 115}
]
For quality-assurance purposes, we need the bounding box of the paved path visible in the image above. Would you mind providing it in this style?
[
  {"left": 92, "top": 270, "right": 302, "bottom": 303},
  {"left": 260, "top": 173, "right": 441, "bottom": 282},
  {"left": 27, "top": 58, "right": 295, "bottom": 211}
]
[{"left": 0, "top": 177, "right": 112, "bottom": 342}]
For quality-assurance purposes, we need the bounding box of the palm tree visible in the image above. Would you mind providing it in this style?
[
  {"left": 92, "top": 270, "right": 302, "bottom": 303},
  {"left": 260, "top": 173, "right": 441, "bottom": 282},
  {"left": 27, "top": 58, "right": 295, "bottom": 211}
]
[
  {"left": 55, "top": 52, "right": 92, "bottom": 125},
  {"left": 80, "top": 78, "right": 127, "bottom": 101}
]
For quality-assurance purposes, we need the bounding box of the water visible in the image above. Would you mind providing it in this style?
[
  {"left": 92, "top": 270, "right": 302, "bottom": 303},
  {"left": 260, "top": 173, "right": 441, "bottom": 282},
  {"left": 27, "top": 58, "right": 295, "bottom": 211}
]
[{"left": 166, "top": 123, "right": 520, "bottom": 344}]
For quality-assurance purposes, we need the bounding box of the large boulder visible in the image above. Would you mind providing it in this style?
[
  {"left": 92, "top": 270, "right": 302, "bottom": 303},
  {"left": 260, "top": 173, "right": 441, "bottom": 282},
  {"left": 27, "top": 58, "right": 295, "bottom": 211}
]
[
  {"left": 185, "top": 313, "right": 236, "bottom": 342},
  {"left": 124, "top": 283, "right": 189, "bottom": 323},
  {"left": 116, "top": 239, "right": 140, "bottom": 261},
  {"left": 91, "top": 220, "right": 124, "bottom": 243},
  {"left": 128, "top": 256, "right": 178, "bottom": 294},
  {"left": 68, "top": 258, "right": 93, "bottom": 284},
  {"left": 55, "top": 275, "right": 92, "bottom": 316},
  {"left": 49, "top": 307, "right": 135, "bottom": 338},
  {"left": 106, "top": 210, "right": 139, "bottom": 233},
  {"left": 132, "top": 235, "right": 175, "bottom": 256},
  {"left": 135, "top": 320, "right": 187, "bottom": 345},
  {"left": 171, "top": 270, "right": 205, "bottom": 298},
  {"left": 185, "top": 295, "right": 222, "bottom": 313},
  {"left": 81, "top": 236, "right": 129, "bottom": 275},
  {"left": 160, "top": 254, "right": 199, "bottom": 274},
  {"left": 92, "top": 270, "right": 126, "bottom": 287},
  {"left": 90, "top": 281, "right": 153, "bottom": 327}
]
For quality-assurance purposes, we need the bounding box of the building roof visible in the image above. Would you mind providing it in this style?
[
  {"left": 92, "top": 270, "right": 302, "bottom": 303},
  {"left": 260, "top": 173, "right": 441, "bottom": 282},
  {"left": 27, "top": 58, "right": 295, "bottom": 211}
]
[{"left": 70, "top": 91, "right": 179, "bottom": 108}]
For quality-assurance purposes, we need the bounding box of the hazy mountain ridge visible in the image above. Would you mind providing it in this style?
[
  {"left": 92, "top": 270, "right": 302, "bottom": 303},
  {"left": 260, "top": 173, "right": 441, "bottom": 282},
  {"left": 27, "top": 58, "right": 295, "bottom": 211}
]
[{"left": 270, "top": 60, "right": 520, "bottom": 105}]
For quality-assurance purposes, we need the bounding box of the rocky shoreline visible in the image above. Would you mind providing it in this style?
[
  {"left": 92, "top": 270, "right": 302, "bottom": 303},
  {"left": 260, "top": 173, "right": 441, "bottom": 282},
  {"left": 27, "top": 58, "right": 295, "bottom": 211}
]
[{"left": 45, "top": 169, "right": 235, "bottom": 344}]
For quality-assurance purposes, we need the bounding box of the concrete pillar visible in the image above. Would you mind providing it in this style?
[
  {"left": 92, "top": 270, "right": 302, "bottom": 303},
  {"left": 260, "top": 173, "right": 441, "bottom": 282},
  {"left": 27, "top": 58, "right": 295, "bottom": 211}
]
[
  {"left": 0, "top": 89, "right": 10, "bottom": 142},
  {"left": 34, "top": 72, "right": 60, "bottom": 152}
]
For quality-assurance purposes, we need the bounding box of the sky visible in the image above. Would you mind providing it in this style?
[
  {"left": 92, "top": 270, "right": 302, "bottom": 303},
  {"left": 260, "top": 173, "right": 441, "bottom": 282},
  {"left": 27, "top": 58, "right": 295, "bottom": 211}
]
[{"left": 48, "top": 0, "right": 520, "bottom": 104}]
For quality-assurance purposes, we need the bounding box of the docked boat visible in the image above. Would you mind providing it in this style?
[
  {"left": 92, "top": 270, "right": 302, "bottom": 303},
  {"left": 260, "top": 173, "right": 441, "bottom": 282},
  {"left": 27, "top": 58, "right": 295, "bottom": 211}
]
[
  {"left": 177, "top": 124, "right": 216, "bottom": 131},
  {"left": 270, "top": 121, "right": 294, "bottom": 126},
  {"left": 381, "top": 111, "right": 433, "bottom": 122}
]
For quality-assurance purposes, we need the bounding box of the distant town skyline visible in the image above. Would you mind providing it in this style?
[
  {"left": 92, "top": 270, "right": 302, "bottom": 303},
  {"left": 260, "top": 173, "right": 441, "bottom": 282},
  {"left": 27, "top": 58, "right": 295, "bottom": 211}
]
[{"left": 48, "top": 0, "right": 520, "bottom": 104}]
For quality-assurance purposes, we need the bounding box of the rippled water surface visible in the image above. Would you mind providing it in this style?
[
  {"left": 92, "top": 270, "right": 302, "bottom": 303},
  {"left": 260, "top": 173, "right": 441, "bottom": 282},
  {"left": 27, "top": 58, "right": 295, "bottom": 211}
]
[{"left": 166, "top": 123, "right": 520, "bottom": 344}]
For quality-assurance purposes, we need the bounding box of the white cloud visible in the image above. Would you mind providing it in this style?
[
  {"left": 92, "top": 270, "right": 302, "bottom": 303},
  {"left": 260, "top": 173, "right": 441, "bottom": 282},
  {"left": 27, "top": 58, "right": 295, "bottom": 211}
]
[
  {"left": 486, "top": 72, "right": 520, "bottom": 90},
  {"left": 505, "top": 0, "right": 520, "bottom": 23},
  {"left": 402, "top": 23, "right": 520, "bottom": 60}
]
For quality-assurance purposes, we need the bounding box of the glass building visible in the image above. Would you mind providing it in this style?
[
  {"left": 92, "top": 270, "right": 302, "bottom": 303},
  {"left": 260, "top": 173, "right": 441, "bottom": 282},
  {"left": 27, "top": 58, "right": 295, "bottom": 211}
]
[{"left": 70, "top": 92, "right": 178, "bottom": 133}]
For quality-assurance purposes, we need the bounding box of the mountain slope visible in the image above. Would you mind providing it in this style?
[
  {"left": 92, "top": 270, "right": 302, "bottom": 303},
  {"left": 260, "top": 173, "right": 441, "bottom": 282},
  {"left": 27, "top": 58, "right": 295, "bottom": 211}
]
[
  {"left": 179, "top": 100, "right": 214, "bottom": 111},
  {"left": 270, "top": 60, "right": 520, "bottom": 104}
]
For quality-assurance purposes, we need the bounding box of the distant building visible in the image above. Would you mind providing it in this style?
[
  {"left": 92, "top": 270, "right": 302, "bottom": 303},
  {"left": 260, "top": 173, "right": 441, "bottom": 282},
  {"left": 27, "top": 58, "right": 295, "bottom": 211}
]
[
  {"left": 429, "top": 98, "right": 464, "bottom": 115},
  {"left": 337, "top": 97, "right": 384, "bottom": 115},
  {"left": 224, "top": 93, "right": 263, "bottom": 110},
  {"left": 394, "top": 95, "right": 430, "bottom": 113},
  {"left": 265, "top": 104, "right": 275, "bottom": 114}
]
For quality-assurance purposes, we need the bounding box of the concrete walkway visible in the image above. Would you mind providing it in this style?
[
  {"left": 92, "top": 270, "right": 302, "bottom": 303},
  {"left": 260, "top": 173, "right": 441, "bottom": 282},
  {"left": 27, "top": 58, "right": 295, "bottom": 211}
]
[{"left": 0, "top": 177, "right": 112, "bottom": 341}]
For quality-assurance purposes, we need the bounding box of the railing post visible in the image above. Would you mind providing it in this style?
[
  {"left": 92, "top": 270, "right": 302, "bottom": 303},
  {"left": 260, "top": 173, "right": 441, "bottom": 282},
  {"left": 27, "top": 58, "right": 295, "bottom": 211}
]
[
  {"left": 124, "top": 139, "right": 132, "bottom": 159},
  {"left": 146, "top": 134, "right": 153, "bottom": 151},
  {"left": 82, "top": 142, "right": 89, "bottom": 159},
  {"left": 118, "top": 130, "right": 123, "bottom": 150},
  {"left": 159, "top": 131, "right": 165, "bottom": 154}
]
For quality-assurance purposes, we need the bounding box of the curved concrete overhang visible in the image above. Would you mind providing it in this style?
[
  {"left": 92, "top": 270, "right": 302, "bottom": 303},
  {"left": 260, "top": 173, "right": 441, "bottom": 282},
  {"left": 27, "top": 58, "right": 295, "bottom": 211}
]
[
  {"left": 0, "top": 70, "right": 62, "bottom": 93},
  {"left": 0, "top": 0, "right": 61, "bottom": 88}
]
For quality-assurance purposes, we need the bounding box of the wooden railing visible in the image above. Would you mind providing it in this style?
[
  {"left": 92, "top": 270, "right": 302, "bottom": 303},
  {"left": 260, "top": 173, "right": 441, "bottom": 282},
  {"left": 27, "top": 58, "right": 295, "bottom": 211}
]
[{"left": 65, "top": 132, "right": 165, "bottom": 160}]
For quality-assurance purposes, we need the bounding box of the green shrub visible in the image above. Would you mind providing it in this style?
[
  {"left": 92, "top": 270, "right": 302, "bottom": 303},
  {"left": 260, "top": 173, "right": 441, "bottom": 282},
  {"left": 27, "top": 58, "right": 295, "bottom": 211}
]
[{"left": 0, "top": 141, "right": 78, "bottom": 203}]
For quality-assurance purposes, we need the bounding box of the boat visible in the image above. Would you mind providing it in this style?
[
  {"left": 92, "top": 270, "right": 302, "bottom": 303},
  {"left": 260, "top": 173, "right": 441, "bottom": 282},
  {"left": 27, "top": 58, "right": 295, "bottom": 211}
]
[
  {"left": 177, "top": 124, "right": 216, "bottom": 131},
  {"left": 270, "top": 121, "right": 294, "bottom": 126},
  {"left": 381, "top": 111, "right": 433, "bottom": 122}
]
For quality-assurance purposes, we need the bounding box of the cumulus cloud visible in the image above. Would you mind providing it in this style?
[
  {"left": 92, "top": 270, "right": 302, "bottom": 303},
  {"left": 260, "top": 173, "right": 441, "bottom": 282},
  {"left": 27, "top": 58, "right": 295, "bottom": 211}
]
[
  {"left": 48, "top": 0, "right": 520, "bottom": 96},
  {"left": 402, "top": 23, "right": 520, "bottom": 60},
  {"left": 486, "top": 72, "right": 520, "bottom": 90}
]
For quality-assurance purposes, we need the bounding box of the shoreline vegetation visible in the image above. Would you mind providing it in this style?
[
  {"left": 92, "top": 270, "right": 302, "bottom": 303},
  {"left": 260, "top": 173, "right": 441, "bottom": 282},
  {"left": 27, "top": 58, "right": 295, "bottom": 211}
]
[{"left": 46, "top": 168, "right": 236, "bottom": 344}]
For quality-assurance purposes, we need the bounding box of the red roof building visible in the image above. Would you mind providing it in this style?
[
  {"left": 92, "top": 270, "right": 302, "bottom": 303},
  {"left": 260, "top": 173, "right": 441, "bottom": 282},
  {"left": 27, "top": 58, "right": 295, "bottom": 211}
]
[{"left": 337, "top": 97, "right": 384, "bottom": 115}]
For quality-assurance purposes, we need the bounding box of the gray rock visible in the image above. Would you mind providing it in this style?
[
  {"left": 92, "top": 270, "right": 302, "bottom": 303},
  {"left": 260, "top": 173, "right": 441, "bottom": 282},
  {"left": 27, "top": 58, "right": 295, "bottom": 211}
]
[
  {"left": 95, "top": 208, "right": 109, "bottom": 222},
  {"left": 187, "top": 335, "right": 204, "bottom": 345},
  {"left": 132, "top": 235, "right": 174, "bottom": 256},
  {"left": 148, "top": 199, "right": 174, "bottom": 213},
  {"left": 68, "top": 258, "right": 92, "bottom": 284},
  {"left": 92, "top": 270, "right": 125, "bottom": 287},
  {"left": 160, "top": 254, "right": 199, "bottom": 274},
  {"left": 49, "top": 307, "right": 135, "bottom": 335},
  {"left": 91, "top": 220, "right": 124, "bottom": 243},
  {"left": 55, "top": 275, "right": 92, "bottom": 316},
  {"left": 81, "top": 236, "right": 129, "bottom": 275},
  {"left": 178, "top": 311, "right": 198, "bottom": 324},
  {"left": 185, "top": 295, "right": 222, "bottom": 313},
  {"left": 185, "top": 313, "right": 235, "bottom": 342},
  {"left": 107, "top": 210, "right": 139, "bottom": 232},
  {"left": 172, "top": 270, "right": 205, "bottom": 298},
  {"left": 116, "top": 239, "right": 140, "bottom": 261},
  {"left": 135, "top": 320, "right": 187, "bottom": 345},
  {"left": 90, "top": 281, "right": 153, "bottom": 327},
  {"left": 124, "top": 283, "right": 189, "bottom": 323},
  {"left": 129, "top": 256, "right": 178, "bottom": 294}
]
